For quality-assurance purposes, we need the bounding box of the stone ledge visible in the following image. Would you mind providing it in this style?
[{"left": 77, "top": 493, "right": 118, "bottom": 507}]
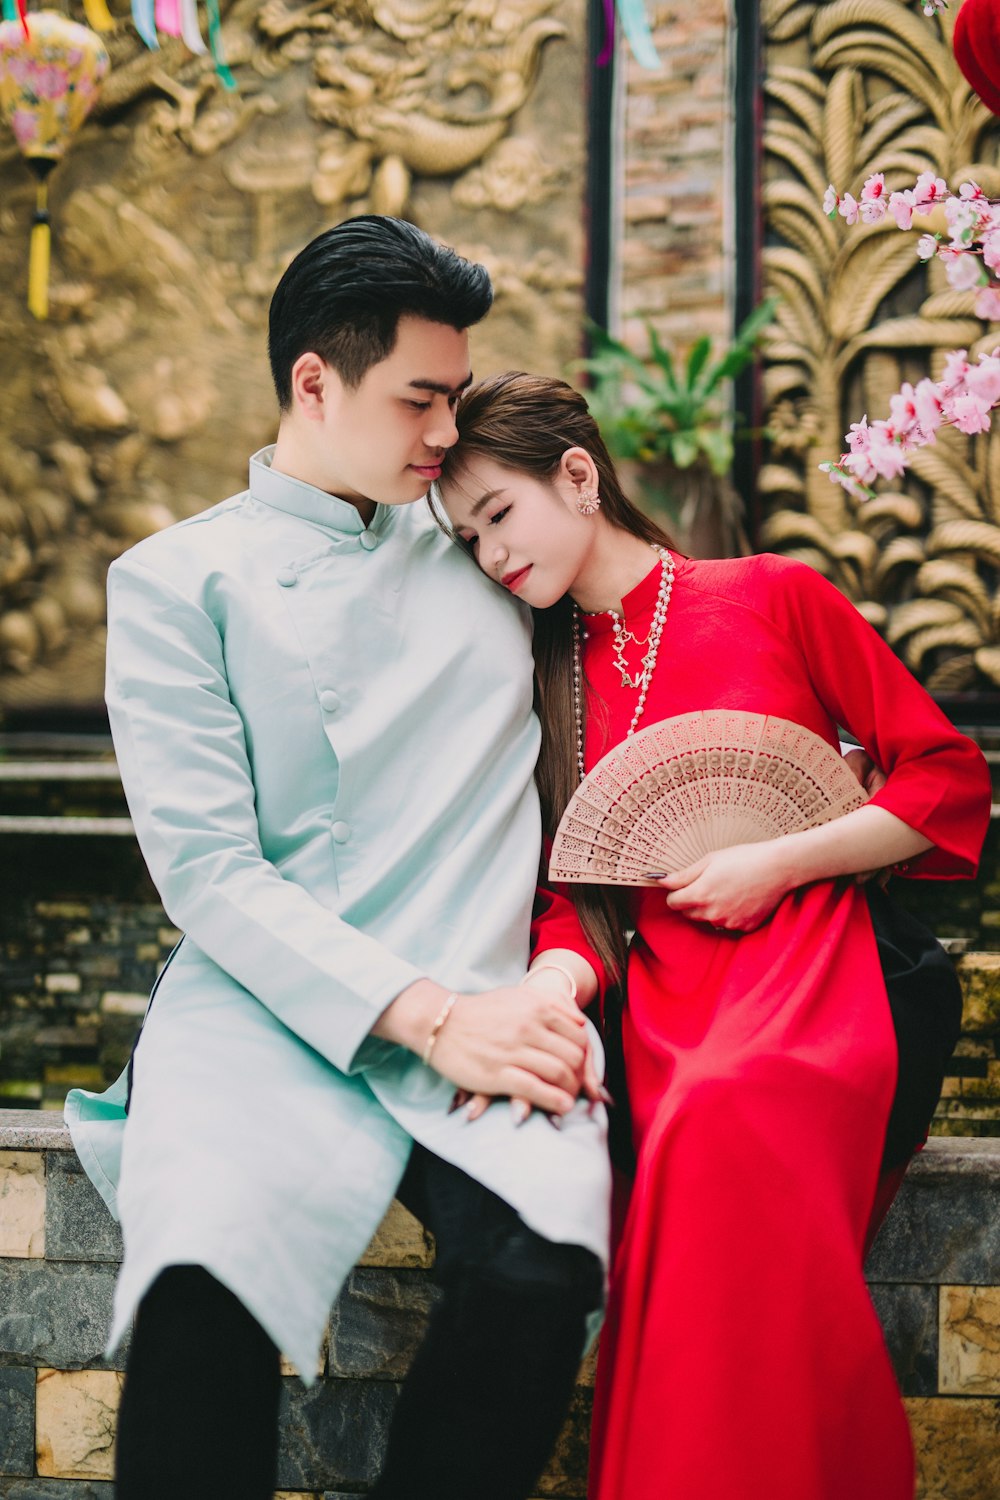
[
  {"left": 865, "top": 1141, "right": 1000, "bottom": 1286},
  {"left": 5, "top": 1111, "right": 996, "bottom": 1169},
  {"left": 0, "top": 1125, "right": 997, "bottom": 1498},
  {"left": 0, "top": 1114, "right": 74, "bottom": 1154}
]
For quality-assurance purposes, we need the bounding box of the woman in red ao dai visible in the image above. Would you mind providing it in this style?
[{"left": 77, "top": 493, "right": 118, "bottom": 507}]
[{"left": 435, "top": 372, "right": 991, "bottom": 1500}]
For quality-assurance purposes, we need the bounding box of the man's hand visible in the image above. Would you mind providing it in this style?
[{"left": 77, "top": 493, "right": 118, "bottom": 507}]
[
  {"left": 460, "top": 966, "right": 605, "bottom": 1124},
  {"left": 373, "top": 978, "right": 592, "bottom": 1116}
]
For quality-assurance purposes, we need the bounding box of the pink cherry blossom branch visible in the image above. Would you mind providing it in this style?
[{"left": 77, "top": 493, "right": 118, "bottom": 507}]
[
  {"left": 819, "top": 351, "right": 1000, "bottom": 501},
  {"left": 819, "top": 171, "right": 1000, "bottom": 498}
]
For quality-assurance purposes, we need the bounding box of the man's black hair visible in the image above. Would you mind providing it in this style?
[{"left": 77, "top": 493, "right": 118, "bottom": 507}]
[{"left": 268, "top": 216, "right": 493, "bottom": 409}]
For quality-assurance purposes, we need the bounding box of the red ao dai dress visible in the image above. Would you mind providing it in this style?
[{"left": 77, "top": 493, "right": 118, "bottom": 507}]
[{"left": 531, "top": 552, "right": 991, "bottom": 1500}]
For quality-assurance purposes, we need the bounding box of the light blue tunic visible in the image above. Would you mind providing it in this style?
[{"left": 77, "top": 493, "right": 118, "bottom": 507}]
[{"left": 66, "top": 449, "right": 610, "bottom": 1378}]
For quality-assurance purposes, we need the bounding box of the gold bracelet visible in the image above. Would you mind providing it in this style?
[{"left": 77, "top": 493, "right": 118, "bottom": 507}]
[
  {"left": 519, "top": 962, "right": 578, "bottom": 1005},
  {"left": 421, "top": 991, "right": 460, "bottom": 1068}
]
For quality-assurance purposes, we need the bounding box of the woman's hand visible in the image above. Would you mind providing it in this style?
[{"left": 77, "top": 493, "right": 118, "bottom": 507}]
[
  {"left": 842, "top": 746, "right": 887, "bottom": 797},
  {"left": 657, "top": 842, "right": 794, "bottom": 933}
]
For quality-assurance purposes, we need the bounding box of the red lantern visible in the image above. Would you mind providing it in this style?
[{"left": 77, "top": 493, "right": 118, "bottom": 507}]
[{"left": 953, "top": 0, "right": 1000, "bottom": 117}]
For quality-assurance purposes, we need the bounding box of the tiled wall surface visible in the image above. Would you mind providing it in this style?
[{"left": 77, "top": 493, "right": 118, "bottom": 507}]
[
  {"left": 0, "top": 1117, "right": 997, "bottom": 1498},
  {"left": 616, "top": 2, "right": 731, "bottom": 353},
  {"left": 2, "top": 877, "right": 999, "bottom": 1134}
]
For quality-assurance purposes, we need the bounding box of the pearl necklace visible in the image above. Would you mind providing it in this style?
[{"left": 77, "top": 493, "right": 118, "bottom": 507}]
[{"left": 572, "top": 546, "right": 674, "bottom": 782}]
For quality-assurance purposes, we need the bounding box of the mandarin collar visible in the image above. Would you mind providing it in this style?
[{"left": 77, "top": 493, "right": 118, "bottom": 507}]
[
  {"left": 248, "top": 446, "right": 399, "bottom": 539},
  {"left": 580, "top": 550, "right": 681, "bottom": 633}
]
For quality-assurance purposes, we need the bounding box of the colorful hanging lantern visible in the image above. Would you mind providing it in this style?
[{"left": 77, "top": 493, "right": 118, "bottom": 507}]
[{"left": 0, "top": 10, "right": 110, "bottom": 320}]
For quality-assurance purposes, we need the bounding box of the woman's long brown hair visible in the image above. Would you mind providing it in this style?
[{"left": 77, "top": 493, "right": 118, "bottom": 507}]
[{"left": 442, "top": 371, "right": 675, "bottom": 984}]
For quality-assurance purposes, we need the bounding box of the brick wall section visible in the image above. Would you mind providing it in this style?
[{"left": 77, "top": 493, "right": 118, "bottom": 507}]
[
  {"left": 0, "top": 897, "right": 179, "bottom": 1112},
  {"left": 616, "top": 2, "right": 731, "bottom": 354},
  {"left": 0, "top": 807, "right": 999, "bottom": 1131},
  {"left": 0, "top": 1120, "right": 997, "bottom": 1498}
]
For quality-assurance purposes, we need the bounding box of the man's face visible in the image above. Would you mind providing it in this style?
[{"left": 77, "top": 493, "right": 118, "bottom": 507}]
[{"left": 320, "top": 316, "right": 473, "bottom": 506}]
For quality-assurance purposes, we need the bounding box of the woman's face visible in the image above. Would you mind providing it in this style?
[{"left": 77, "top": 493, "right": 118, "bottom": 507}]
[{"left": 438, "top": 452, "right": 596, "bottom": 608}]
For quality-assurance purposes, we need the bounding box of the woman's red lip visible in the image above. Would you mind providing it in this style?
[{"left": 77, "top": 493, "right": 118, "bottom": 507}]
[{"left": 502, "top": 566, "right": 531, "bottom": 591}]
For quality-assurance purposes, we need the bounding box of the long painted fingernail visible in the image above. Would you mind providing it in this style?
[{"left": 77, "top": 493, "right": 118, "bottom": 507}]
[
  {"left": 510, "top": 1100, "right": 531, "bottom": 1125},
  {"left": 598, "top": 1085, "right": 615, "bottom": 1106},
  {"left": 547, "top": 1112, "right": 563, "bottom": 1130},
  {"left": 641, "top": 871, "right": 668, "bottom": 879}
]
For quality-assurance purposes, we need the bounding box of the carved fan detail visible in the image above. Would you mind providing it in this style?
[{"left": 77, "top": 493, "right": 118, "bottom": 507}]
[{"left": 549, "top": 710, "right": 868, "bottom": 886}]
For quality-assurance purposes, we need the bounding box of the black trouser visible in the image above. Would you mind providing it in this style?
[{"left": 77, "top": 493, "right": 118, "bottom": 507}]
[{"left": 115, "top": 1143, "right": 603, "bottom": 1500}]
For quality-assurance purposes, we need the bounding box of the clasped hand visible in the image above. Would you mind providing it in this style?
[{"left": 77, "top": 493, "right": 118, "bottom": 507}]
[{"left": 432, "top": 976, "right": 603, "bottom": 1123}]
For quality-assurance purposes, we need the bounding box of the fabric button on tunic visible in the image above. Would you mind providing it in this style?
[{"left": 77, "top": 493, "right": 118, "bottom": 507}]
[{"left": 65, "top": 448, "right": 611, "bottom": 1379}]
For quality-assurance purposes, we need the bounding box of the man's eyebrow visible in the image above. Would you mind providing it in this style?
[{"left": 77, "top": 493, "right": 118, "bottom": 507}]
[{"left": 407, "top": 374, "right": 474, "bottom": 396}]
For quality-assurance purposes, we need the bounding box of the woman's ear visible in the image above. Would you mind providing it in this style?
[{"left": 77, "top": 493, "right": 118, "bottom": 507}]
[{"left": 559, "top": 446, "right": 600, "bottom": 490}]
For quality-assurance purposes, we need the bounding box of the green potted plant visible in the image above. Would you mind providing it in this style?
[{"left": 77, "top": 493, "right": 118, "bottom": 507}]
[{"left": 574, "top": 297, "right": 778, "bottom": 557}]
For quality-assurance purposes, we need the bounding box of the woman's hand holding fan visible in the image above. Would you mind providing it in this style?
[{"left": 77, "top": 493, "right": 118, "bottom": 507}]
[{"left": 549, "top": 711, "right": 870, "bottom": 929}]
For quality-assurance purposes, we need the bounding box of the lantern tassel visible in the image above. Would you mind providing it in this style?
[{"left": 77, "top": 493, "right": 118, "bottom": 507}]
[
  {"left": 82, "top": 0, "right": 117, "bottom": 31},
  {"left": 204, "top": 0, "right": 236, "bottom": 90},
  {"left": 28, "top": 181, "right": 50, "bottom": 321}
]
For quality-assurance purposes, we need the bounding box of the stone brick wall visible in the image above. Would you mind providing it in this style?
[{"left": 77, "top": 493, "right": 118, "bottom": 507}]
[
  {"left": 615, "top": 2, "right": 731, "bottom": 354},
  {"left": 0, "top": 1117, "right": 997, "bottom": 1498},
  {"left": 0, "top": 828, "right": 177, "bottom": 1112},
  {"left": 0, "top": 1113, "right": 590, "bottom": 1498}
]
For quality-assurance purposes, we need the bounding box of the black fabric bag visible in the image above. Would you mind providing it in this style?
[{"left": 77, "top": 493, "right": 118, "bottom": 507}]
[
  {"left": 602, "top": 883, "right": 963, "bottom": 1179},
  {"left": 865, "top": 882, "right": 963, "bottom": 1171}
]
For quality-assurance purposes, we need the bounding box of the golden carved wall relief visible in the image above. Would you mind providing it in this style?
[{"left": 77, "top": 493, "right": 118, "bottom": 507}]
[
  {"left": 0, "top": 0, "right": 586, "bottom": 710},
  {"left": 760, "top": 0, "right": 1000, "bottom": 693}
]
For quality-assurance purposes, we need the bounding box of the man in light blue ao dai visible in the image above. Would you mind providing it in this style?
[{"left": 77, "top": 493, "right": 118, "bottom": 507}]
[{"left": 66, "top": 218, "right": 611, "bottom": 1499}]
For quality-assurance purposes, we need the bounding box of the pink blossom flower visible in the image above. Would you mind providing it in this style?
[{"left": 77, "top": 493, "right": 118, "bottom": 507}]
[
  {"left": 846, "top": 414, "right": 871, "bottom": 454},
  {"left": 916, "top": 233, "right": 939, "bottom": 260},
  {"left": 965, "top": 354, "right": 1000, "bottom": 407},
  {"left": 861, "top": 173, "right": 886, "bottom": 203},
  {"left": 819, "top": 462, "right": 872, "bottom": 501},
  {"left": 922, "top": 0, "right": 947, "bottom": 14},
  {"left": 838, "top": 193, "right": 860, "bottom": 226},
  {"left": 823, "top": 185, "right": 839, "bottom": 217},
  {"left": 842, "top": 450, "right": 879, "bottom": 487},
  {"left": 889, "top": 382, "right": 920, "bottom": 436},
  {"left": 949, "top": 395, "right": 992, "bottom": 434},
  {"left": 946, "top": 195, "right": 980, "bottom": 244},
  {"left": 860, "top": 197, "right": 887, "bottom": 225},
  {"left": 940, "top": 247, "right": 985, "bottom": 291},
  {"left": 867, "top": 422, "right": 911, "bottom": 480},
  {"left": 976, "top": 287, "right": 1000, "bottom": 320},
  {"left": 914, "top": 378, "right": 945, "bottom": 434},
  {"left": 911, "top": 171, "right": 948, "bottom": 211},
  {"left": 982, "top": 232, "right": 1000, "bottom": 272},
  {"left": 960, "top": 180, "right": 985, "bottom": 200},
  {"left": 941, "top": 349, "right": 971, "bottom": 393},
  {"left": 889, "top": 190, "right": 915, "bottom": 230}
]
